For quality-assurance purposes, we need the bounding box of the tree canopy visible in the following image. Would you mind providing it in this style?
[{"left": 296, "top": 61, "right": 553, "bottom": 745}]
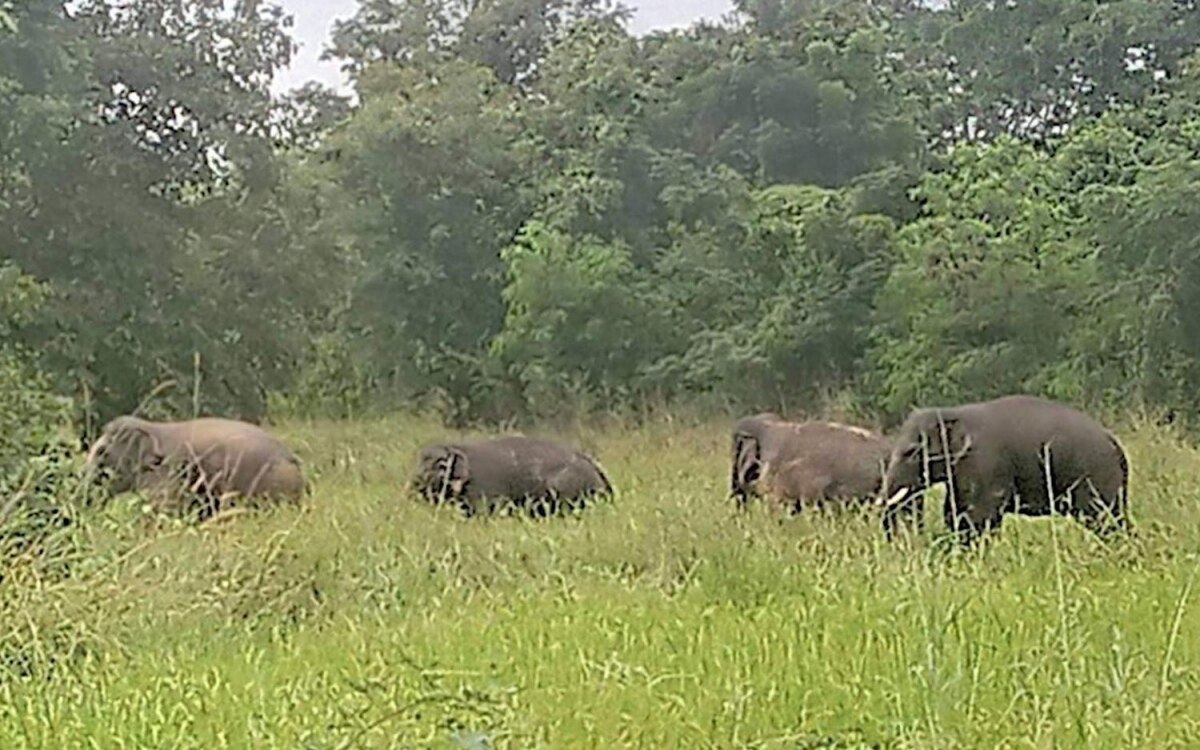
[{"left": 4, "top": 0, "right": 1200, "bottom": 430}]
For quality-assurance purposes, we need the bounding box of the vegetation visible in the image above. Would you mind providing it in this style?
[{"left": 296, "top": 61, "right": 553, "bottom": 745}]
[
  {"left": 0, "top": 416, "right": 1197, "bottom": 747},
  {"left": 4, "top": 0, "right": 1200, "bottom": 745},
  {"left": 4, "top": 0, "right": 1200, "bottom": 426}
]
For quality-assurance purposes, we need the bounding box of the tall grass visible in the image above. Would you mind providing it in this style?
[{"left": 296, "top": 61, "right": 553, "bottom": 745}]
[{"left": 0, "top": 414, "right": 1197, "bottom": 748}]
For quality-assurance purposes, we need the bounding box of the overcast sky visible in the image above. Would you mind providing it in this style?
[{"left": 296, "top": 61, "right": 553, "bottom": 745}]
[{"left": 273, "top": 0, "right": 735, "bottom": 94}]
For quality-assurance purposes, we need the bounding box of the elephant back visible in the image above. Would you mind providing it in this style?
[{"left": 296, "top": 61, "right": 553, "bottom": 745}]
[
  {"left": 458, "top": 435, "right": 611, "bottom": 505},
  {"left": 757, "top": 419, "right": 890, "bottom": 504}
]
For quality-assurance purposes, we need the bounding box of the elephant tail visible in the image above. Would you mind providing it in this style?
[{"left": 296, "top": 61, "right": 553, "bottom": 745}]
[
  {"left": 1107, "top": 432, "right": 1131, "bottom": 530},
  {"left": 1115, "top": 434, "right": 1130, "bottom": 510}
]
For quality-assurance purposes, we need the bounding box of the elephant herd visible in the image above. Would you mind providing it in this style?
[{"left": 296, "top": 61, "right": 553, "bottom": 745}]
[
  {"left": 732, "top": 395, "right": 1129, "bottom": 544},
  {"left": 83, "top": 394, "right": 1131, "bottom": 546}
]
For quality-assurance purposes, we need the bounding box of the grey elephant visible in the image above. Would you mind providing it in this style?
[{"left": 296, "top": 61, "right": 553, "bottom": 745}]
[
  {"left": 730, "top": 413, "right": 893, "bottom": 515},
  {"left": 85, "top": 415, "right": 307, "bottom": 518},
  {"left": 411, "top": 435, "right": 613, "bottom": 518},
  {"left": 881, "top": 395, "right": 1130, "bottom": 545}
]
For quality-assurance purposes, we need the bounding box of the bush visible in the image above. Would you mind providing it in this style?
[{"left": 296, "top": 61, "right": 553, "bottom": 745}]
[{"left": 0, "top": 266, "right": 83, "bottom": 573}]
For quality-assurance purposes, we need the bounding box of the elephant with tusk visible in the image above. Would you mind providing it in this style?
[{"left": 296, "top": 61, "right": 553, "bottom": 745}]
[
  {"left": 881, "top": 395, "right": 1130, "bottom": 545},
  {"left": 84, "top": 415, "right": 307, "bottom": 518},
  {"left": 730, "top": 413, "right": 894, "bottom": 516},
  {"left": 411, "top": 435, "right": 613, "bottom": 518}
]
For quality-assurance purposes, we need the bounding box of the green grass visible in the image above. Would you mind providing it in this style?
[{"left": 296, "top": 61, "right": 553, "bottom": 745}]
[{"left": 1, "top": 414, "right": 1199, "bottom": 748}]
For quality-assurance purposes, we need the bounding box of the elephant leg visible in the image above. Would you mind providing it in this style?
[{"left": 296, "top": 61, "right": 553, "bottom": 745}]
[
  {"left": 883, "top": 492, "right": 926, "bottom": 540},
  {"left": 456, "top": 495, "right": 478, "bottom": 519},
  {"left": 732, "top": 454, "right": 762, "bottom": 511},
  {"left": 943, "top": 480, "right": 1006, "bottom": 546},
  {"left": 182, "top": 464, "right": 216, "bottom": 519},
  {"left": 565, "top": 491, "right": 591, "bottom": 514},
  {"left": 136, "top": 463, "right": 190, "bottom": 517},
  {"left": 528, "top": 493, "right": 559, "bottom": 519},
  {"left": 770, "top": 494, "right": 802, "bottom": 517},
  {"left": 1071, "top": 478, "right": 1129, "bottom": 539},
  {"left": 774, "top": 472, "right": 831, "bottom": 517}
]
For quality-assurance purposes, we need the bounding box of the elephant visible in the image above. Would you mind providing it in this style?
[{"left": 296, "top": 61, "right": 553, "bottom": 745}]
[
  {"left": 881, "top": 395, "right": 1130, "bottom": 545},
  {"left": 730, "top": 413, "right": 893, "bottom": 515},
  {"left": 85, "top": 415, "right": 307, "bottom": 518},
  {"left": 411, "top": 435, "right": 613, "bottom": 518}
]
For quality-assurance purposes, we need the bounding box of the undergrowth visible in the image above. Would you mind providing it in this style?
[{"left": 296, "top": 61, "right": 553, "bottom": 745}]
[{"left": 0, "top": 414, "right": 1196, "bottom": 748}]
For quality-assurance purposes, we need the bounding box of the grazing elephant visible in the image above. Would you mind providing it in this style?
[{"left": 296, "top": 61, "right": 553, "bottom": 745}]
[
  {"left": 730, "top": 413, "right": 893, "bottom": 514},
  {"left": 85, "top": 415, "right": 306, "bottom": 517},
  {"left": 411, "top": 435, "right": 613, "bottom": 517},
  {"left": 881, "top": 395, "right": 1130, "bottom": 545}
]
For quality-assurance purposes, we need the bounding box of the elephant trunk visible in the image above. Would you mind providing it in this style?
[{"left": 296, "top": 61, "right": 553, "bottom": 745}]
[
  {"left": 880, "top": 458, "right": 927, "bottom": 540},
  {"left": 730, "top": 435, "right": 761, "bottom": 507},
  {"left": 83, "top": 434, "right": 110, "bottom": 471},
  {"left": 881, "top": 454, "right": 921, "bottom": 504}
]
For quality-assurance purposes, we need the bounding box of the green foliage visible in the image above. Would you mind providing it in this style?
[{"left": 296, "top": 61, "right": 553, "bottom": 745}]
[
  {"left": 868, "top": 61, "right": 1200, "bottom": 422},
  {"left": 928, "top": 0, "right": 1200, "bottom": 142},
  {"left": 326, "top": 0, "right": 625, "bottom": 85},
  {"left": 7, "top": 0, "right": 1200, "bottom": 425},
  {"left": 0, "top": 269, "right": 71, "bottom": 480},
  {"left": 867, "top": 138, "right": 1094, "bottom": 417},
  {"left": 650, "top": 184, "right": 897, "bottom": 407},
  {"left": 1073, "top": 93, "right": 1200, "bottom": 417},
  {"left": 319, "top": 60, "right": 529, "bottom": 411},
  {"left": 644, "top": 2, "right": 925, "bottom": 189},
  {"left": 494, "top": 221, "right": 676, "bottom": 413},
  {"left": 266, "top": 334, "right": 368, "bottom": 420},
  {"left": 0, "top": 0, "right": 332, "bottom": 422},
  {"left": 0, "top": 266, "right": 81, "bottom": 571}
]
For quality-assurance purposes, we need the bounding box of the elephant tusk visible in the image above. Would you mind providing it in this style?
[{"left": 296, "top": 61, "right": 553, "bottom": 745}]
[{"left": 885, "top": 487, "right": 910, "bottom": 508}]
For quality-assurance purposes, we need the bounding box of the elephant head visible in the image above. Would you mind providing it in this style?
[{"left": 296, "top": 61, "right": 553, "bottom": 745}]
[
  {"left": 84, "top": 416, "right": 166, "bottom": 494},
  {"left": 730, "top": 413, "right": 782, "bottom": 506},
  {"left": 882, "top": 407, "right": 973, "bottom": 512},
  {"left": 413, "top": 444, "right": 470, "bottom": 505}
]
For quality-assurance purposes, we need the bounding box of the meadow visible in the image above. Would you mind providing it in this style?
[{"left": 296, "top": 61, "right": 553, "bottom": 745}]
[{"left": 0, "top": 414, "right": 1198, "bottom": 749}]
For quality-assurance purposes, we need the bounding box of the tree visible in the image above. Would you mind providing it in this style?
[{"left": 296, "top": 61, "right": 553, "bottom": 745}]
[
  {"left": 866, "top": 138, "right": 1095, "bottom": 420},
  {"left": 1070, "top": 64, "right": 1200, "bottom": 415},
  {"left": 649, "top": 182, "right": 897, "bottom": 407},
  {"left": 317, "top": 59, "right": 531, "bottom": 411},
  {"left": 918, "top": 0, "right": 1200, "bottom": 143},
  {"left": 492, "top": 221, "right": 676, "bottom": 414},
  {"left": 0, "top": 0, "right": 327, "bottom": 420},
  {"left": 326, "top": 0, "right": 626, "bottom": 85},
  {"left": 643, "top": 1, "right": 926, "bottom": 189}
]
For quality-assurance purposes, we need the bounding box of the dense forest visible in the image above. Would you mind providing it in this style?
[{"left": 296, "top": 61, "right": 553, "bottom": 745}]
[{"left": 5, "top": 0, "right": 1200, "bottom": 466}]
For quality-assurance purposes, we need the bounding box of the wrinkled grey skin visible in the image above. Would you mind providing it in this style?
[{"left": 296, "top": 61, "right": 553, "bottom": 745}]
[
  {"left": 411, "top": 435, "right": 613, "bottom": 518},
  {"left": 882, "top": 395, "right": 1130, "bottom": 545},
  {"left": 85, "top": 415, "right": 306, "bottom": 518},
  {"left": 730, "top": 413, "right": 894, "bottom": 515}
]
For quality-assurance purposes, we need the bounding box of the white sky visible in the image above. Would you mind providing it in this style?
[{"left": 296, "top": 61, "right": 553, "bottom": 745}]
[{"left": 273, "top": 0, "right": 735, "bottom": 94}]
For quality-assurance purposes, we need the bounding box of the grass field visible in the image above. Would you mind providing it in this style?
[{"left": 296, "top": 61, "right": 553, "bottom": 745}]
[{"left": 1, "top": 414, "right": 1198, "bottom": 749}]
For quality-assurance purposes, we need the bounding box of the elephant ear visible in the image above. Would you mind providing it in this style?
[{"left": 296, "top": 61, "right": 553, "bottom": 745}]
[
  {"left": 929, "top": 411, "right": 972, "bottom": 464},
  {"left": 436, "top": 447, "right": 470, "bottom": 499},
  {"left": 118, "top": 424, "right": 166, "bottom": 474},
  {"left": 732, "top": 434, "right": 761, "bottom": 492}
]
